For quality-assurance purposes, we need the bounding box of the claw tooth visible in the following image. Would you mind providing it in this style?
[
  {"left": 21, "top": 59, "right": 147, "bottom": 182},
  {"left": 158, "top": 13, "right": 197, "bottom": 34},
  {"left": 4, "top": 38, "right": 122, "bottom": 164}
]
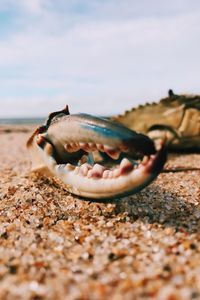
[
  {"left": 92, "top": 163, "right": 105, "bottom": 170},
  {"left": 87, "top": 164, "right": 106, "bottom": 178},
  {"left": 65, "top": 163, "right": 75, "bottom": 171},
  {"left": 79, "top": 142, "right": 90, "bottom": 151},
  {"left": 87, "top": 169, "right": 93, "bottom": 178},
  {"left": 102, "top": 170, "right": 109, "bottom": 179},
  {"left": 64, "top": 144, "right": 70, "bottom": 152},
  {"left": 86, "top": 163, "right": 92, "bottom": 169},
  {"left": 91, "top": 164, "right": 105, "bottom": 178},
  {"left": 88, "top": 143, "right": 96, "bottom": 151},
  {"left": 142, "top": 156, "right": 149, "bottom": 165},
  {"left": 80, "top": 163, "right": 91, "bottom": 176},
  {"left": 104, "top": 145, "right": 121, "bottom": 160},
  {"left": 108, "top": 171, "right": 113, "bottom": 179},
  {"left": 64, "top": 143, "right": 75, "bottom": 153},
  {"left": 71, "top": 142, "right": 80, "bottom": 151},
  {"left": 103, "top": 145, "right": 113, "bottom": 150},
  {"left": 69, "top": 143, "right": 74, "bottom": 151},
  {"left": 120, "top": 158, "right": 133, "bottom": 174},
  {"left": 120, "top": 158, "right": 132, "bottom": 167},
  {"left": 96, "top": 144, "right": 104, "bottom": 151},
  {"left": 113, "top": 168, "right": 120, "bottom": 178},
  {"left": 110, "top": 150, "right": 121, "bottom": 160},
  {"left": 79, "top": 142, "right": 85, "bottom": 148},
  {"left": 74, "top": 166, "right": 79, "bottom": 175}
]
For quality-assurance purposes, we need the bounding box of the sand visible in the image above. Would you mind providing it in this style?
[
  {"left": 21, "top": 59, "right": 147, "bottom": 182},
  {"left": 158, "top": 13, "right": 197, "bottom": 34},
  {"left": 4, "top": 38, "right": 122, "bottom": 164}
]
[{"left": 0, "top": 125, "right": 200, "bottom": 300}]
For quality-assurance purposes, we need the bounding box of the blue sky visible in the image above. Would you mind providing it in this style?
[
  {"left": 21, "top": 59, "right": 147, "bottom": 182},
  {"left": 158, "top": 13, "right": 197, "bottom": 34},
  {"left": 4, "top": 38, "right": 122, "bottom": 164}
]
[{"left": 0, "top": 0, "right": 200, "bottom": 117}]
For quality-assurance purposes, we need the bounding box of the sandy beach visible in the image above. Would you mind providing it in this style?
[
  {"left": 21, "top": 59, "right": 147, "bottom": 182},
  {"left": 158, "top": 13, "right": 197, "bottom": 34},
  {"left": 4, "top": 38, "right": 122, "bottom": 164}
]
[{"left": 0, "top": 125, "right": 200, "bottom": 300}]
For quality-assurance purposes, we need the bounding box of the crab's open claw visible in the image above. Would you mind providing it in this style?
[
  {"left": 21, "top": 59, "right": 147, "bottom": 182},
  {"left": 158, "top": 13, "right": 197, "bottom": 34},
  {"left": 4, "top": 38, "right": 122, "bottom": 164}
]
[{"left": 27, "top": 107, "right": 167, "bottom": 200}]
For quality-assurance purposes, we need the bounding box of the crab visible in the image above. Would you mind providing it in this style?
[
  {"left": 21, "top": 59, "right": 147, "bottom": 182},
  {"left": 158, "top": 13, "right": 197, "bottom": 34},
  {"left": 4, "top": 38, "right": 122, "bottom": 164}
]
[{"left": 27, "top": 90, "right": 199, "bottom": 200}]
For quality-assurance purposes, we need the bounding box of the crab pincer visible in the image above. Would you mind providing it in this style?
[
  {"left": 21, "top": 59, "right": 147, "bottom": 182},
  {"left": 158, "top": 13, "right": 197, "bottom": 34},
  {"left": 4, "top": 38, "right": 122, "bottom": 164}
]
[{"left": 27, "top": 106, "right": 167, "bottom": 200}]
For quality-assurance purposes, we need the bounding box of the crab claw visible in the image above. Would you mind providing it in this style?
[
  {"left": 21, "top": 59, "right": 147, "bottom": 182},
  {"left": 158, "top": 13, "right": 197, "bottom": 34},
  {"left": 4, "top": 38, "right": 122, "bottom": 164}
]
[{"left": 27, "top": 108, "right": 167, "bottom": 200}]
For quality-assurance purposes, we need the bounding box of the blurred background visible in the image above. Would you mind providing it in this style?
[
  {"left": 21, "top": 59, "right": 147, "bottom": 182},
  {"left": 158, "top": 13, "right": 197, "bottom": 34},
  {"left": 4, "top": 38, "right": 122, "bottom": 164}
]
[{"left": 0, "top": 0, "right": 200, "bottom": 120}]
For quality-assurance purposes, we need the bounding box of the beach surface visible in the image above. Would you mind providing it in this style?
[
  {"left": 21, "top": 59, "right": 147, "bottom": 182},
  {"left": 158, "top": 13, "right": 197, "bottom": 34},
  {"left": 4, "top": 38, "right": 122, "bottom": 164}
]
[{"left": 0, "top": 125, "right": 200, "bottom": 300}]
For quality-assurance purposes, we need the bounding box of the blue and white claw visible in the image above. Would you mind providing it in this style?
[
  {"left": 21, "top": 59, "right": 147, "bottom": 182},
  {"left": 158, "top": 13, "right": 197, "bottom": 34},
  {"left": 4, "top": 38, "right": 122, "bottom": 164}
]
[{"left": 27, "top": 106, "right": 167, "bottom": 200}]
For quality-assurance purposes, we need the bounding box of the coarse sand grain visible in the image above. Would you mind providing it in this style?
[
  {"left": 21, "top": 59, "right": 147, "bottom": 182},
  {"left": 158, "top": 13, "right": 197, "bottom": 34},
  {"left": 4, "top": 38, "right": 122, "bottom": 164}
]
[{"left": 0, "top": 125, "right": 199, "bottom": 300}]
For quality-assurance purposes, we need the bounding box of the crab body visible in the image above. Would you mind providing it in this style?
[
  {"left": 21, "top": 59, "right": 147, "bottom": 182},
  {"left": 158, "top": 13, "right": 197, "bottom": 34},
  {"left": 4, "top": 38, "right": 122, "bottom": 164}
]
[{"left": 112, "top": 91, "right": 200, "bottom": 151}]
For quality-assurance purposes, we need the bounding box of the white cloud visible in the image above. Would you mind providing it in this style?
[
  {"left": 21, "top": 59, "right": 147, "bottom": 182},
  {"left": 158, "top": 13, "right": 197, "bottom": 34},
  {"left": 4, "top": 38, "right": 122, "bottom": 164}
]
[
  {"left": 0, "top": 0, "right": 48, "bottom": 15},
  {"left": 17, "top": 0, "right": 45, "bottom": 15},
  {"left": 0, "top": 0, "right": 200, "bottom": 117}
]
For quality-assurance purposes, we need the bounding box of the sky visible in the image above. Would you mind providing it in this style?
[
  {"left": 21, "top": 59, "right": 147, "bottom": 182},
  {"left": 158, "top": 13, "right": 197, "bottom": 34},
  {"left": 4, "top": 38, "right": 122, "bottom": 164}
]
[{"left": 0, "top": 0, "right": 200, "bottom": 118}]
